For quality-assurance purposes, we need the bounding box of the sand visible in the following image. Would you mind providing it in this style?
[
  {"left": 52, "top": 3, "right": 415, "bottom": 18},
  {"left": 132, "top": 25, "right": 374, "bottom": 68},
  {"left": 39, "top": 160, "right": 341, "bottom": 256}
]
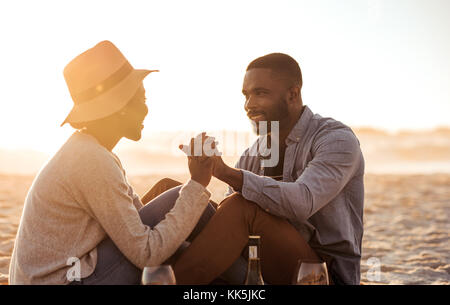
[
  {"left": 361, "top": 174, "right": 449, "bottom": 284},
  {"left": 1, "top": 172, "right": 449, "bottom": 285}
]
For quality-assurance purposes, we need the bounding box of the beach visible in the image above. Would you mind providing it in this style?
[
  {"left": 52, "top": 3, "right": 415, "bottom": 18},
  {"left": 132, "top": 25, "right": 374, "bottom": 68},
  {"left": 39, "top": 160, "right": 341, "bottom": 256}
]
[
  {"left": 1, "top": 172, "right": 449, "bottom": 285},
  {"left": 1, "top": 128, "right": 450, "bottom": 284}
]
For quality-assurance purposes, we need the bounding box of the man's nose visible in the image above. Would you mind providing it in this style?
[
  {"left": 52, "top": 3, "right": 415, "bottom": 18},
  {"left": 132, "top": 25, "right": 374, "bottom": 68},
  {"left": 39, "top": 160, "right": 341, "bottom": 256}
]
[{"left": 244, "top": 96, "right": 254, "bottom": 112}]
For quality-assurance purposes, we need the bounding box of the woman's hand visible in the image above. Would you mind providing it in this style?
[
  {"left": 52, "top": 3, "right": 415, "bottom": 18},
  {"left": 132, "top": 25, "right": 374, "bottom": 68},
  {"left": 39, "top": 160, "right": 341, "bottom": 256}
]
[
  {"left": 179, "top": 132, "right": 219, "bottom": 188},
  {"left": 187, "top": 156, "right": 214, "bottom": 187}
]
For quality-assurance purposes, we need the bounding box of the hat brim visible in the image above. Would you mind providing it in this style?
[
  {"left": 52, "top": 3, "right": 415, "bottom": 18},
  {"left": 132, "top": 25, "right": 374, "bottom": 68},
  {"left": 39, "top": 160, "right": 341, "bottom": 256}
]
[{"left": 60, "top": 69, "right": 157, "bottom": 127}]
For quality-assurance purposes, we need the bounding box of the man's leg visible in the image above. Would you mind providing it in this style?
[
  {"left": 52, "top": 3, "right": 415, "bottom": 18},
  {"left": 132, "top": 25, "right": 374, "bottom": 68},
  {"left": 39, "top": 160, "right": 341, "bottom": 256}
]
[
  {"left": 140, "top": 178, "right": 182, "bottom": 205},
  {"left": 172, "top": 193, "right": 320, "bottom": 285},
  {"left": 141, "top": 177, "right": 219, "bottom": 209}
]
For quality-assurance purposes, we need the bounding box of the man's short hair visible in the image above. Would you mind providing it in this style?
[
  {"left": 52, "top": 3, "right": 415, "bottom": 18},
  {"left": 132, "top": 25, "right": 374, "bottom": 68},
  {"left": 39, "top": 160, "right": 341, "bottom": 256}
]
[{"left": 246, "top": 53, "right": 302, "bottom": 88}]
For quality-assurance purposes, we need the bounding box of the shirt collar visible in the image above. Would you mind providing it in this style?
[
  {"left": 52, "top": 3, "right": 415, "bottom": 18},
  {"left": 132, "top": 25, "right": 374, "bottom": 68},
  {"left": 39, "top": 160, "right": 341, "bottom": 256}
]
[
  {"left": 256, "top": 105, "right": 313, "bottom": 162},
  {"left": 286, "top": 105, "right": 313, "bottom": 144}
]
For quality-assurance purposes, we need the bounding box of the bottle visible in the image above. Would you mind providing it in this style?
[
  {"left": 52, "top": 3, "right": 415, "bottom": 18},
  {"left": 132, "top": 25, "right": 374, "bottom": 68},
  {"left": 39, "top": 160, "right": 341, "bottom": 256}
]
[{"left": 244, "top": 235, "right": 265, "bottom": 285}]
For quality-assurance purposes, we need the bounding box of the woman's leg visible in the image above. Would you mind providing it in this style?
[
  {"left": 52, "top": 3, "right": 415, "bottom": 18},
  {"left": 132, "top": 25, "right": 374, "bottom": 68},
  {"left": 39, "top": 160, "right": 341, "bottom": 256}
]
[
  {"left": 76, "top": 179, "right": 216, "bottom": 285},
  {"left": 138, "top": 184, "right": 217, "bottom": 243}
]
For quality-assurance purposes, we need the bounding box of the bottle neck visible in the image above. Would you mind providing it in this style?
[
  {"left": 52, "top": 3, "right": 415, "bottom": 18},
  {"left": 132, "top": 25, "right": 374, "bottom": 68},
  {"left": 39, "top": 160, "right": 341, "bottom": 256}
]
[
  {"left": 247, "top": 257, "right": 263, "bottom": 276},
  {"left": 248, "top": 258, "right": 261, "bottom": 268},
  {"left": 249, "top": 245, "right": 259, "bottom": 259}
]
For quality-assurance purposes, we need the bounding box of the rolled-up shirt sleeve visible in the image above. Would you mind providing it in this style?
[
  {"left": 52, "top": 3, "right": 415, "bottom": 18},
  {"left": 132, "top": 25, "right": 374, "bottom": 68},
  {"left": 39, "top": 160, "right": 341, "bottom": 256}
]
[{"left": 241, "top": 131, "right": 362, "bottom": 222}]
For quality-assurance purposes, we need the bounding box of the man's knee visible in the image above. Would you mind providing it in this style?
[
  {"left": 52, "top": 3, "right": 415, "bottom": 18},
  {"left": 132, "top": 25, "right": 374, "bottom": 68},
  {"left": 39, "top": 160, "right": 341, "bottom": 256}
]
[
  {"left": 155, "top": 177, "right": 182, "bottom": 191},
  {"left": 142, "top": 178, "right": 183, "bottom": 205},
  {"left": 218, "top": 193, "right": 258, "bottom": 216}
]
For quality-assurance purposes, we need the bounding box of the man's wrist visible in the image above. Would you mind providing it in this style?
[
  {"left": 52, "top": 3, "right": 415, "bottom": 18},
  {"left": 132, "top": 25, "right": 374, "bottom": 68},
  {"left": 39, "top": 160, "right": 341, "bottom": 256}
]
[
  {"left": 213, "top": 159, "right": 229, "bottom": 181},
  {"left": 216, "top": 165, "right": 244, "bottom": 192}
]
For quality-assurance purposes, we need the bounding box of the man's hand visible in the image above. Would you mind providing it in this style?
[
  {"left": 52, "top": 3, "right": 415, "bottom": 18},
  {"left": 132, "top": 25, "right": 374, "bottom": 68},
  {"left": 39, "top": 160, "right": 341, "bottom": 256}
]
[
  {"left": 211, "top": 154, "right": 227, "bottom": 179},
  {"left": 179, "top": 132, "right": 243, "bottom": 191},
  {"left": 179, "top": 132, "right": 219, "bottom": 188}
]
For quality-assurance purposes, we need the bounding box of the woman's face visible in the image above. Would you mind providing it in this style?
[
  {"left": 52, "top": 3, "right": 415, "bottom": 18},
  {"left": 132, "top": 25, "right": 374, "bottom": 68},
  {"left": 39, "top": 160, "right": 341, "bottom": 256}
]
[{"left": 120, "top": 84, "right": 148, "bottom": 141}]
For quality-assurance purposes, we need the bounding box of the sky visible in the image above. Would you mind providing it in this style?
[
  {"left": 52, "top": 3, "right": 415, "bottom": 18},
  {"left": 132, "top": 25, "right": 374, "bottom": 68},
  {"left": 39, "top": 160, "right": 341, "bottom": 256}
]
[{"left": 0, "top": 0, "right": 449, "bottom": 153}]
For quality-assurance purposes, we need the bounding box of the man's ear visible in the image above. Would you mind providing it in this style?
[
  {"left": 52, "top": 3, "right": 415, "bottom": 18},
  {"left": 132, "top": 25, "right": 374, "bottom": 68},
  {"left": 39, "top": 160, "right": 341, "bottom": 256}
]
[{"left": 287, "top": 85, "right": 300, "bottom": 104}]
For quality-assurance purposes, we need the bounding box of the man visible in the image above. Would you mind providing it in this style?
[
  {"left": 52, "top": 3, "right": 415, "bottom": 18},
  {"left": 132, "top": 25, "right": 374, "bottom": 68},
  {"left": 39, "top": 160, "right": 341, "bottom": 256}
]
[{"left": 172, "top": 53, "right": 365, "bottom": 285}]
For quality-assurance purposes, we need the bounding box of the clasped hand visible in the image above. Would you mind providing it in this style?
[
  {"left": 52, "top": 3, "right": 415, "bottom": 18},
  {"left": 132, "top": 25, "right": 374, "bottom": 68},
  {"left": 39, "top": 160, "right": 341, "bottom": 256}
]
[{"left": 179, "top": 132, "right": 222, "bottom": 187}]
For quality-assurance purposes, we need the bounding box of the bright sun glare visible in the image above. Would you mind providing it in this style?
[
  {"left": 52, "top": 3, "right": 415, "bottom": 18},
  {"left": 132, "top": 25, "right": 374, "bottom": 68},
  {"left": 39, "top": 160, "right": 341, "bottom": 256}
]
[{"left": 0, "top": 0, "right": 449, "bottom": 154}]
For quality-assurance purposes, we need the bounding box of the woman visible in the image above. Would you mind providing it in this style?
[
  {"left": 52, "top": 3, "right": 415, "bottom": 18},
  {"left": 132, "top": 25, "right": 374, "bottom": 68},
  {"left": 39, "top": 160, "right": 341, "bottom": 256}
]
[{"left": 9, "top": 41, "right": 216, "bottom": 284}]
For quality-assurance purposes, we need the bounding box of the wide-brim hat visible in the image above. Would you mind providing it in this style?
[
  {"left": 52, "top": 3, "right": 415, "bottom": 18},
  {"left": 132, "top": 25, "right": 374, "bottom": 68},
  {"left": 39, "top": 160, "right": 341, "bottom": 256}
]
[{"left": 60, "top": 40, "right": 158, "bottom": 126}]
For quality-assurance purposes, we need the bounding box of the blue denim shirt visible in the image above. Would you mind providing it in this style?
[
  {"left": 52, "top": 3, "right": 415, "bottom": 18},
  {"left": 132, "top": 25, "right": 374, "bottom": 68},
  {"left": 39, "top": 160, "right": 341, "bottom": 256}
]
[{"left": 226, "top": 105, "right": 365, "bottom": 285}]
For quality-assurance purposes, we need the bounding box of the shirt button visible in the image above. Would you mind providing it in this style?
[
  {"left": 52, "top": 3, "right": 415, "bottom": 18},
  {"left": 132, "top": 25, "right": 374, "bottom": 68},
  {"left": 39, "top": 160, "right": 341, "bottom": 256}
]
[
  {"left": 265, "top": 208, "right": 270, "bottom": 212},
  {"left": 296, "top": 137, "right": 300, "bottom": 141}
]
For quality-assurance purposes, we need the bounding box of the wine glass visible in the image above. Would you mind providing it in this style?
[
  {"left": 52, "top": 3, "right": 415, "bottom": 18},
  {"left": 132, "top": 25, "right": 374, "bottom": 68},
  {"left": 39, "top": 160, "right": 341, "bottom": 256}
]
[
  {"left": 293, "top": 259, "right": 329, "bottom": 285},
  {"left": 141, "top": 265, "right": 176, "bottom": 285}
]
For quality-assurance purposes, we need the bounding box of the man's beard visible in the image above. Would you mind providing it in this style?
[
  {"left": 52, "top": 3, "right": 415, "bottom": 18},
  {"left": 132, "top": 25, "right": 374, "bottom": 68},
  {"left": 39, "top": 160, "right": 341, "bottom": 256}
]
[{"left": 252, "top": 98, "right": 289, "bottom": 136}]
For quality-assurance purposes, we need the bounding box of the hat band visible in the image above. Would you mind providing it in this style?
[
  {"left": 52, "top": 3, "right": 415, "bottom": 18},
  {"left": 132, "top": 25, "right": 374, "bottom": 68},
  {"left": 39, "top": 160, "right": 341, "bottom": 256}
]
[{"left": 71, "top": 61, "right": 133, "bottom": 104}]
